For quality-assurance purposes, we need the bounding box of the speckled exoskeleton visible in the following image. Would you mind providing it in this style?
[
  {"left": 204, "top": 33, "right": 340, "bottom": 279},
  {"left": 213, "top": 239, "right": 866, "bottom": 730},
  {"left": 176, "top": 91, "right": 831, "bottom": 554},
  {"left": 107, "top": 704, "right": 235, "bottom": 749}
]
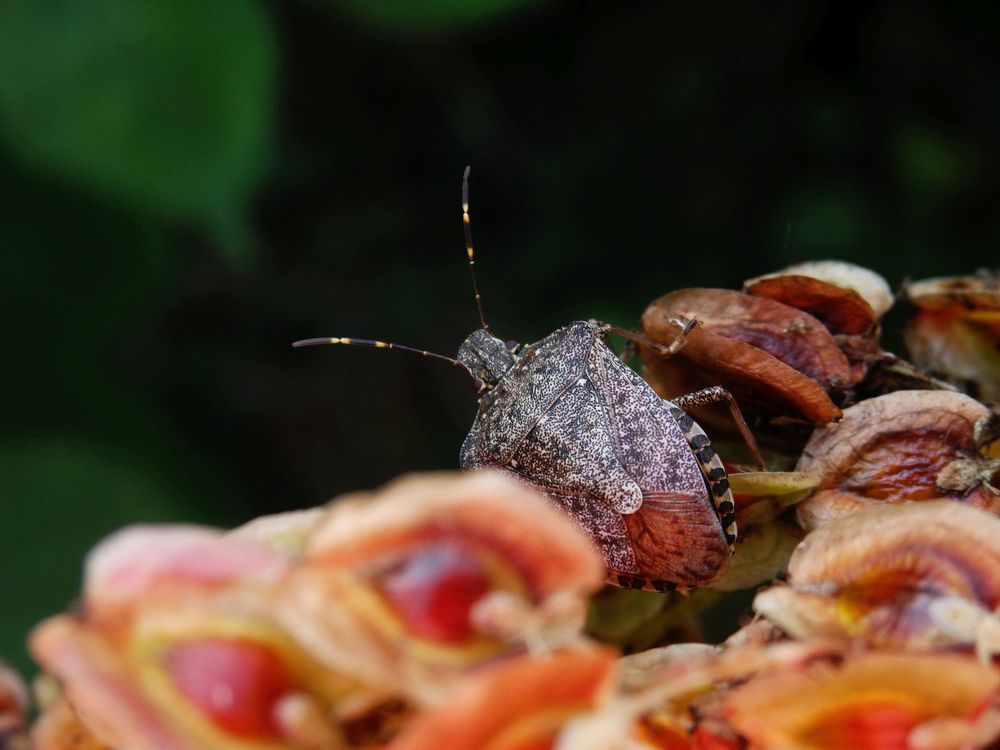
[
  {"left": 456, "top": 321, "right": 748, "bottom": 590},
  {"left": 295, "top": 167, "right": 763, "bottom": 590}
]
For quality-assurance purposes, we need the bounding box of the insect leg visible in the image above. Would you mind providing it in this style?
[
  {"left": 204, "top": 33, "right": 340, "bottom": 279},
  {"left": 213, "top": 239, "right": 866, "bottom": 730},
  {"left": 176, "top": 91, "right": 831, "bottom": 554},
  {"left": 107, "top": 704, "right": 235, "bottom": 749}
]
[
  {"left": 672, "top": 387, "right": 766, "bottom": 471},
  {"left": 594, "top": 317, "right": 697, "bottom": 358},
  {"left": 616, "top": 339, "right": 637, "bottom": 364}
]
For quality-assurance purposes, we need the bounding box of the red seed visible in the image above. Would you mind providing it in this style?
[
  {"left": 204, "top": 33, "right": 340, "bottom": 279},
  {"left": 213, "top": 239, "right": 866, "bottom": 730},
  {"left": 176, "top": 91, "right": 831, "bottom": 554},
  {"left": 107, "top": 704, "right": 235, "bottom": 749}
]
[
  {"left": 379, "top": 545, "right": 493, "bottom": 644},
  {"left": 165, "top": 637, "right": 293, "bottom": 739}
]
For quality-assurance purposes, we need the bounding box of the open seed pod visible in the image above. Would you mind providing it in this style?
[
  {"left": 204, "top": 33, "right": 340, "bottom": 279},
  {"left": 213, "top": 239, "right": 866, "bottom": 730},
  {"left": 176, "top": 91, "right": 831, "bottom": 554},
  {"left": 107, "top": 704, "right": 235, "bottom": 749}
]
[
  {"left": 277, "top": 471, "right": 605, "bottom": 705},
  {"left": 723, "top": 651, "right": 1000, "bottom": 750},
  {"left": 796, "top": 390, "right": 1000, "bottom": 529},
  {"left": 744, "top": 262, "right": 896, "bottom": 387},
  {"left": 388, "top": 648, "right": 617, "bottom": 750},
  {"left": 744, "top": 261, "right": 893, "bottom": 336},
  {"left": 641, "top": 290, "right": 844, "bottom": 436},
  {"left": 31, "top": 526, "right": 364, "bottom": 750},
  {"left": 753, "top": 501, "right": 1000, "bottom": 656},
  {"left": 905, "top": 272, "right": 1000, "bottom": 401}
]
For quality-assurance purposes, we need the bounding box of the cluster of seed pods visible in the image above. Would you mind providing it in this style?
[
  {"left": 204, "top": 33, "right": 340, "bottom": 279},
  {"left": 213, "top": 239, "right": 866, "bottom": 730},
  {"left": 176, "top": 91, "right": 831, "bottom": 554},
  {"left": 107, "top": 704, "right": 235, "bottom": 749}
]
[{"left": 12, "top": 263, "right": 1000, "bottom": 749}]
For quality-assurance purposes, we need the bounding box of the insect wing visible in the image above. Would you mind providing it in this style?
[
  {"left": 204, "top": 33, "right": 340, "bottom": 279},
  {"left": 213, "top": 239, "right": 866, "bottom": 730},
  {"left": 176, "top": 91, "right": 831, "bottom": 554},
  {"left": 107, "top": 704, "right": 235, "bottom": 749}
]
[{"left": 587, "top": 341, "right": 730, "bottom": 584}]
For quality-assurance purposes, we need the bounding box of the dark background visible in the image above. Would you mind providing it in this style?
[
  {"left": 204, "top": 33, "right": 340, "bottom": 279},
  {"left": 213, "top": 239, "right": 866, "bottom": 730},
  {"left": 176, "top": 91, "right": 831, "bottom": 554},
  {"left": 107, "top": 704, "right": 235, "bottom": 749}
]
[{"left": 1, "top": 0, "right": 997, "bottom": 672}]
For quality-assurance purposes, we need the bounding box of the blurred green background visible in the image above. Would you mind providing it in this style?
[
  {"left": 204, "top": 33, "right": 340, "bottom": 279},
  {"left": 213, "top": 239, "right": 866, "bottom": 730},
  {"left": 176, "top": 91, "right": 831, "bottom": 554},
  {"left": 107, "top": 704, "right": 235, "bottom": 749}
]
[{"left": 2, "top": 0, "right": 998, "bottom": 672}]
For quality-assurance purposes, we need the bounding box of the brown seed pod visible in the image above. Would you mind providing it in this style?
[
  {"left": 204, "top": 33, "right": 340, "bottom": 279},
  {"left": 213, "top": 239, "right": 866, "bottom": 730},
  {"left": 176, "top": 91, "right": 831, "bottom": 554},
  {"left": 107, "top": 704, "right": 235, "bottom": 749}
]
[
  {"left": 277, "top": 471, "right": 605, "bottom": 704},
  {"left": 745, "top": 261, "right": 895, "bottom": 322},
  {"left": 723, "top": 651, "right": 1000, "bottom": 750},
  {"left": 646, "top": 289, "right": 852, "bottom": 387},
  {"left": 753, "top": 501, "right": 1000, "bottom": 655},
  {"left": 905, "top": 273, "right": 1000, "bottom": 401},
  {"left": 795, "top": 390, "right": 1000, "bottom": 529},
  {"left": 641, "top": 294, "right": 843, "bottom": 428},
  {"left": 744, "top": 263, "right": 897, "bottom": 388},
  {"left": 744, "top": 275, "right": 879, "bottom": 336}
]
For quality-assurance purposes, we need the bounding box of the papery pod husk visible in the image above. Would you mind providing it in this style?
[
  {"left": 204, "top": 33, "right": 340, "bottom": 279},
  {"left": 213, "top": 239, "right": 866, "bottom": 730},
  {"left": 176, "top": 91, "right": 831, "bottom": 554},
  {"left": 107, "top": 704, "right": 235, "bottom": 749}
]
[
  {"left": 796, "top": 390, "right": 1000, "bottom": 530},
  {"left": 723, "top": 651, "right": 1000, "bottom": 750},
  {"left": 641, "top": 293, "right": 843, "bottom": 441},
  {"left": 744, "top": 263, "right": 895, "bottom": 391},
  {"left": 745, "top": 261, "right": 894, "bottom": 321},
  {"left": 905, "top": 273, "right": 1000, "bottom": 401},
  {"left": 388, "top": 648, "right": 618, "bottom": 750},
  {"left": 753, "top": 501, "right": 1000, "bottom": 652},
  {"left": 645, "top": 289, "right": 852, "bottom": 388},
  {"left": 743, "top": 275, "right": 879, "bottom": 336},
  {"left": 277, "top": 471, "right": 605, "bottom": 705}
]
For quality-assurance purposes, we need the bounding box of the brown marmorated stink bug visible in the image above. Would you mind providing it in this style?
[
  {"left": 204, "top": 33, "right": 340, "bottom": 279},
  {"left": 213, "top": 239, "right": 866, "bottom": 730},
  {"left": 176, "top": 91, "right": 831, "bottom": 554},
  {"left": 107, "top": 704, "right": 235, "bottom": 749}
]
[{"left": 295, "top": 168, "right": 765, "bottom": 591}]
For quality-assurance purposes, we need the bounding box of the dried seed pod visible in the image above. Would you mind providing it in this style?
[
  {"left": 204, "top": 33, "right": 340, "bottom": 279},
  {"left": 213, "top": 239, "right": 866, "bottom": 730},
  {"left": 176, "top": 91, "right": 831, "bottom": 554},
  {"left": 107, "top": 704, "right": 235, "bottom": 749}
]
[
  {"left": 753, "top": 501, "right": 1000, "bottom": 655},
  {"left": 31, "top": 526, "right": 362, "bottom": 750},
  {"left": 641, "top": 295, "right": 843, "bottom": 428},
  {"left": 796, "top": 390, "right": 1000, "bottom": 529},
  {"left": 744, "top": 261, "right": 894, "bottom": 330},
  {"left": 723, "top": 652, "right": 1000, "bottom": 750},
  {"left": 646, "top": 289, "right": 852, "bottom": 387},
  {"left": 905, "top": 272, "right": 1000, "bottom": 401},
  {"left": 744, "top": 275, "right": 876, "bottom": 336},
  {"left": 388, "top": 648, "right": 617, "bottom": 750},
  {"left": 278, "top": 471, "right": 605, "bottom": 704}
]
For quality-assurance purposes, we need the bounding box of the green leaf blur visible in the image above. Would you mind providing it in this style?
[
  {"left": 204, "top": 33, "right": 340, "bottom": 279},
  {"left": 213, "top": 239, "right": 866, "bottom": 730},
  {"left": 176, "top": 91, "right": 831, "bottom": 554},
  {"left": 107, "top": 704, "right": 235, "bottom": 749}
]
[
  {"left": 0, "top": 0, "right": 276, "bottom": 223},
  {"left": 325, "top": 0, "right": 539, "bottom": 31}
]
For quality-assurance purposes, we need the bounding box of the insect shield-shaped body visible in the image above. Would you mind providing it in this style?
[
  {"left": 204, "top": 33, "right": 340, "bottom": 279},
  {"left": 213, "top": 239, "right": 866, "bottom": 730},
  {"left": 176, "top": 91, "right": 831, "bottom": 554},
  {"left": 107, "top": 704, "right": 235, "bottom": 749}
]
[
  {"left": 296, "top": 167, "right": 746, "bottom": 591},
  {"left": 456, "top": 323, "right": 737, "bottom": 590}
]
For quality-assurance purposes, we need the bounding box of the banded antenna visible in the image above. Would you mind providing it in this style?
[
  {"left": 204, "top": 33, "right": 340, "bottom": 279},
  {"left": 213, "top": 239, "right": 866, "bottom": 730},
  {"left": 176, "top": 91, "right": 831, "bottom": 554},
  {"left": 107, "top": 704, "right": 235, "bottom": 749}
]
[
  {"left": 292, "top": 167, "right": 490, "bottom": 388},
  {"left": 463, "top": 165, "right": 489, "bottom": 331},
  {"left": 292, "top": 336, "right": 477, "bottom": 382}
]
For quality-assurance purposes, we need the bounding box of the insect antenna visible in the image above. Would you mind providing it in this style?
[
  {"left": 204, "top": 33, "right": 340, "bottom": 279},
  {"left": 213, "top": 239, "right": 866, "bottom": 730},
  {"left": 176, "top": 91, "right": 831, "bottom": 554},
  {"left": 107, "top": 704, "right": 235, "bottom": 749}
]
[
  {"left": 463, "top": 165, "right": 490, "bottom": 332},
  {"left": 292, "top": 336, "right": 478, "bottom": 381}
]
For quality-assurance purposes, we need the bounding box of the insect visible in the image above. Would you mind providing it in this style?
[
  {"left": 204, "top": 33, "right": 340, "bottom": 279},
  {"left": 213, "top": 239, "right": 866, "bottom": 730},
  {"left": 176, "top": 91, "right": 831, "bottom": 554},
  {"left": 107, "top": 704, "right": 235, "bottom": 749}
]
[{"left": 295, "top": 167, "right": 765, "bottom": 590}]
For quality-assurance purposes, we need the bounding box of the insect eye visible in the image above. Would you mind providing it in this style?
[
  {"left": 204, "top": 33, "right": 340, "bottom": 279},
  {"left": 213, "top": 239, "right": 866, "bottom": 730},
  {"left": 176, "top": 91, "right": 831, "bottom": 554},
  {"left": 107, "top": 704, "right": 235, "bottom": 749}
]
[
  {"left": 505, "top": 340, "right": 520, "bottom": 352},
  {"left": 472, "top": 377, "right": 487, "bottom": 394}
]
